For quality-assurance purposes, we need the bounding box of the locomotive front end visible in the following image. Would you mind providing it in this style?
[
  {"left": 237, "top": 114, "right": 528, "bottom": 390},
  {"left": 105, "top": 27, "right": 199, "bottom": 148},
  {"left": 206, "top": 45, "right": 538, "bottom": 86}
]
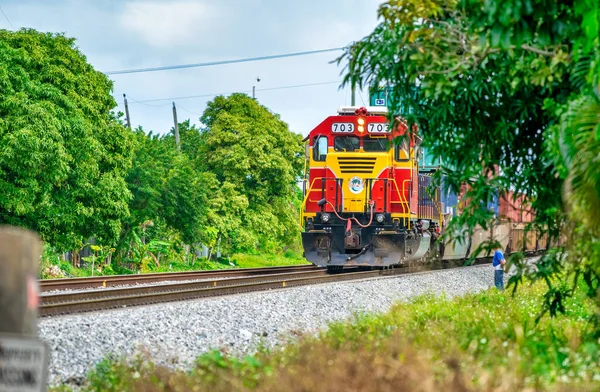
[{"left": 300, "top": 106, "right": 434, "bottom": 270}]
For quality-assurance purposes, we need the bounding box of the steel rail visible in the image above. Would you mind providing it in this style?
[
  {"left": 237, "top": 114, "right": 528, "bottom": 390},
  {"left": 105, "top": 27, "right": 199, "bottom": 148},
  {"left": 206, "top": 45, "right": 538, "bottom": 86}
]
[
  {"left": 40, "top": 264, "right": 317, "bottom": 291},
  {"left": 41, "top": 269, "right": 329, "bottom": 304},
  {"left": 39, "top": 262, "right": 471, "bottom": 318}
]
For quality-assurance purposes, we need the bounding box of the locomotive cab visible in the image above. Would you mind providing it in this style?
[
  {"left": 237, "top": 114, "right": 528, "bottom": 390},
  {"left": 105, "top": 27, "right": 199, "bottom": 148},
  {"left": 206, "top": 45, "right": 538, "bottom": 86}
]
[{"left": 300, "top": 106, "right": 442, "bottom": 268}]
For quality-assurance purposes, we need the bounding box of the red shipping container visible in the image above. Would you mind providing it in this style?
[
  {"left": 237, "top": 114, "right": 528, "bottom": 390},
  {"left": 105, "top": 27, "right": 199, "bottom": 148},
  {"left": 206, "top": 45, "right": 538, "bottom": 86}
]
[
  {"left": 522, "top": 198, "right": 535, "bottom": 222},
  {"left": 454, "top": 179, "right": 536, "bottom": 224},
  {"left": 499, "top": 191, "right": 516, "bottom": 222},
  {"left": 499, "top": 191, "right": 535, "bottom": 223}
]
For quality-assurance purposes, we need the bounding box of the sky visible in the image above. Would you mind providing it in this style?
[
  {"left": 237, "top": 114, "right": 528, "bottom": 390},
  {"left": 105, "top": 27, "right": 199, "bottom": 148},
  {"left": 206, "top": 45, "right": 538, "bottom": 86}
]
[{"left": 0, "top": 0, "right": 383, "bottom": 136}]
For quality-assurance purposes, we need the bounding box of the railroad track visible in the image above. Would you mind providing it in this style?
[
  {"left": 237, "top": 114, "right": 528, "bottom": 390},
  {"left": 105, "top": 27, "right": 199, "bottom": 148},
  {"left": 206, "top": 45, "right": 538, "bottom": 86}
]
[
  {"left": 40, "top": 264, "right": 318, "bottom": 291},
  {"left": 40, "top": 261, "right": 478, "bottom": 317}
]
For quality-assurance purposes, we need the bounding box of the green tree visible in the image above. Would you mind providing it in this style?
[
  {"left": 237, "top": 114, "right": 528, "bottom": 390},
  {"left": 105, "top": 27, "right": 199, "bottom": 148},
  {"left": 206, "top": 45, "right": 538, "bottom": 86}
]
[
  {"left": 160, "top": 119, "right": 205, "bottom": 162},
  {"left": 341, "top": 0, "right": 600, "bottom": 315},
  {"left": 162, "top": 155, "right": 217, "bottom": 244},
  {"left": 121, "top": 126, "right": 216, "bottom": 257},
  {"left": 124, "top": 128, "right": 172, "bottom": 240},
  {"left": 203, "top": 181, "right": 250, "bottom": 255},
  {"left": 199, "top": 94, "right": 304, "bottom": 252},
  {"left": 0, "top": 29, "right": 133, "bottom": 249},
  {"left": 175, "top": 119, "right": 204, "bottom": 162}
]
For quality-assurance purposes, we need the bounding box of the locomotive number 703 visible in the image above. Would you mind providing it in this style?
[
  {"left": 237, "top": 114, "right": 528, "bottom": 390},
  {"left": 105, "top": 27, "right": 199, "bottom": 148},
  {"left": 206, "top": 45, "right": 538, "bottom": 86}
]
[
  {"left": 368, "top": 123, "right": 387, "bottom": 133},
  {"left": 331, "top": 123, "right": 354, "bottom": 133}
]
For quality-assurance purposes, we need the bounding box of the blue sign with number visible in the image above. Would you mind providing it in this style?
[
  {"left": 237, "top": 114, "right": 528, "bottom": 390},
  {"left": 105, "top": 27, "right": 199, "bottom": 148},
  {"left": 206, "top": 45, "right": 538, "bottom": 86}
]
[{"left": 375, "top": 98, "right": 385, "bottom": 106}]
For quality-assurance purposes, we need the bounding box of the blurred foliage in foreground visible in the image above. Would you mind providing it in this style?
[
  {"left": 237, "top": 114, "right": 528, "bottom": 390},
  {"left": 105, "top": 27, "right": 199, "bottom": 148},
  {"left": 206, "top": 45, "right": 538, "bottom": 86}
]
[
  {"left": 339, "top": 0, "right": 600, "bottom": 319},
  {"left": 51, "top": 283, "right": 600, "bottom": 391}
]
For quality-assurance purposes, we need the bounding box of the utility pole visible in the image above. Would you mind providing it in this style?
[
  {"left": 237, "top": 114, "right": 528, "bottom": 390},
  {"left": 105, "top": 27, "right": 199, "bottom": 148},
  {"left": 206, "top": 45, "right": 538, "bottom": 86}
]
[
  {"left": 172, "top": 102, "right": 180, "bottom": 151},
  {"left": 253, "top": 76, "right": 261, "bottom": 99},
  {"left": 123, "top": 94, "right": 132, "bottom": 129}
]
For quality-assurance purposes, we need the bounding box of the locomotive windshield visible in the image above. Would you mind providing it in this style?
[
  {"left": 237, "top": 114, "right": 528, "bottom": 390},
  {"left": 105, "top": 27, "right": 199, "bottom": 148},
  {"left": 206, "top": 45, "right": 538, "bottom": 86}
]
[
  {"left": 334, "top": 136, "right": 360, "bottom": 152},
  {"left": 313, "top": 135, "right": 328, "bottom": 161},
  {"left": 363, "top": 137, "right": 389, "bottom": 152},
  {"left": 395, "top": 138, "right": 410, "bottom": 161}
]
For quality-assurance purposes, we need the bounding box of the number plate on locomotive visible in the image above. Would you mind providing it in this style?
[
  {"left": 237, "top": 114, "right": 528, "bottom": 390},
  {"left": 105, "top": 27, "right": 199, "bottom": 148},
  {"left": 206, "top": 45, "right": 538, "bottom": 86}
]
[
  {"left": 331, "top": 123, "right": 354, "bottom": 133},
  {"left": 368, "top": 123, "right": 388, "bottom": 133}
]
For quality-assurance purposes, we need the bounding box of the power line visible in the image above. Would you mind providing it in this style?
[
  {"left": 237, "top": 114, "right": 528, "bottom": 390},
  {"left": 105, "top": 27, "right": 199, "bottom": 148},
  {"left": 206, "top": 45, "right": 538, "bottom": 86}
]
[
  {"left": 105, "top": 47, "right": 345, "bottom": 75},
  {"left": 127, "top": 80, "right": 341, "bottom": 104},
  {"left": 0, "top": 6, "right": 14, "bottom": 29},
  {"left": 259, "top": 80, "right": 340, "bottom": 93},
  {"left": 175, "top": 103, "right": 204, "bottom": 117},
  {"left": 125, "top": 96, "right": 175, "bottom": 107}
]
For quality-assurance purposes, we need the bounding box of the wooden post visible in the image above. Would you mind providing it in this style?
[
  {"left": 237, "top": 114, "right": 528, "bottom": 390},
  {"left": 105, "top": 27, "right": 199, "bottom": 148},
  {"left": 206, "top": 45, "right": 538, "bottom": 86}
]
[
  {"left": 123, "top": 94, "right": 132, "bottom": 130},
  {"left": 0, "top": 227, "right": 42, "bottom": 336},
  {"left": 172, "top": 102, "right": 180, "bottom": 151}
]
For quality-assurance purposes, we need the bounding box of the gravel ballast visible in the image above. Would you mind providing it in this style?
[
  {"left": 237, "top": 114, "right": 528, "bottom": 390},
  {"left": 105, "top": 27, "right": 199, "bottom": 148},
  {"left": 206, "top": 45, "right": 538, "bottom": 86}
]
[{"left": 40, "top": 264, "right": 507, "bottom": 386}]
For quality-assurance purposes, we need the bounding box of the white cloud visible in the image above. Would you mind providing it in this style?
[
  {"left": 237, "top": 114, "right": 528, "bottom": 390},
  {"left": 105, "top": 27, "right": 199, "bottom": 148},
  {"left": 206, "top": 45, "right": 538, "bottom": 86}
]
[
  {"left": 6, "top": 0, "right": 382, "bottom": 135},
  {"left": 120, "top": 0, "right": 216, "bottom": 47}
]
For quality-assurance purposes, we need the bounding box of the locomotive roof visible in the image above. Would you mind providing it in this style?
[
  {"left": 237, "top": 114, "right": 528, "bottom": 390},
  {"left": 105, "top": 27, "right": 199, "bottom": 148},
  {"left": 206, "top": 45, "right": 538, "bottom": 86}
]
[
  {"left": 302, "top": 106, "right": 414, "bottom": 142},
  {"left": 336, "top": 106, "right": 388, "bottom": 116}
]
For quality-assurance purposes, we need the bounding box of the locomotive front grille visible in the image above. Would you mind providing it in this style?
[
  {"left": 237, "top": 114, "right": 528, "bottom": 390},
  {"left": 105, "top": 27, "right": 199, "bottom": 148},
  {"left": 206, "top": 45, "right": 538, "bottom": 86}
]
[{"left": 337, "top": 157, "right": 377, "bottom": 174}]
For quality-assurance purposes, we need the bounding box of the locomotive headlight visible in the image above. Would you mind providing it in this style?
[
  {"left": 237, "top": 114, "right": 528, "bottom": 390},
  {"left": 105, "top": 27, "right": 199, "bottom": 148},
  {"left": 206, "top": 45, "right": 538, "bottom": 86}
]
[
  {"left": 358, "top": 125, "right": 365, "bottom": 133},
  {"left": 357, "top": 117, "right": 365, "bottom": 125},
  {"left": 321, "top": 213, "right": 331, "bottom": 223},
  {"left": 376, "top": 213, "right": 385, "bottom": 223}
]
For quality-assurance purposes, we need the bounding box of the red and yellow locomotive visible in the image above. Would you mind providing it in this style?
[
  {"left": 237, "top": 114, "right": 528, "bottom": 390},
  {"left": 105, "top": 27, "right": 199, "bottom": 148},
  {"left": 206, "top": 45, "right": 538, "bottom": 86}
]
[{"left": 300, "top": 106, "right": 443, "bottom": 270}]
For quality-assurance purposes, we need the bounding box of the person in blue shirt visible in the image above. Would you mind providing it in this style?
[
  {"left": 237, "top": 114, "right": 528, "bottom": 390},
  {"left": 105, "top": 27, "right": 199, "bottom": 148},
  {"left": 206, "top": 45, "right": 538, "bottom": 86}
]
[{"left": 492, "top": 247, "right": 506, "bottom": 290}]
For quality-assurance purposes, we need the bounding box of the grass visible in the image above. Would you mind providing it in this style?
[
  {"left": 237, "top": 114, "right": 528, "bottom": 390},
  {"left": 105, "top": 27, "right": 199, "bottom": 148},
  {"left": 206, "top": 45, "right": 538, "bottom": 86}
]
[
  {"left": 41, "top": 250, "right": 308, "bottom": 279},
  {"left": 50, "top": 282, "right": 600, "bottom": 392},
  {"left": 124, "top": 251, "right": 308, "bottom": 273},
  {"left": 229, "top": 250, "right": 309, "bottom": 268}
]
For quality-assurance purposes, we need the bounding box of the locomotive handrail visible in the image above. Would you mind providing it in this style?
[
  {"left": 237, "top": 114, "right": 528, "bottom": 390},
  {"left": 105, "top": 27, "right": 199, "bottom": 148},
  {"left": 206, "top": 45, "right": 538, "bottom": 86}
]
[
  {"left": 300, "top": 176, "right": 412, "bottom": 230},
  {"left": 338, "top": 178, "right": 411, "bottom": 220},
  {"left": 299, "top": 176, "right": 326, "bottom": 226},
  {"left": 300, "top": 176, "right": 344, "bottom": 226},
  {"left": 402, "top": 178, "right": 412, "bottom": 229},
  {"left": 388, "top": 178, "right": 411, "bottom": 230}
]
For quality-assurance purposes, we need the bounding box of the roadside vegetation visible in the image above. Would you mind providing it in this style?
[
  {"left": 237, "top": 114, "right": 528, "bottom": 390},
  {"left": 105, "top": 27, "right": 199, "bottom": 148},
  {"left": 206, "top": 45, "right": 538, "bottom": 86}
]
[
  {"left": 49, "top": 282, "right": 600, "bottom": 391},
  {"left": 40, "top": 244, "right": 307, "bottom": 279},
  {"left": 0, "top": 29, "right": 305, "bottom": 277}
]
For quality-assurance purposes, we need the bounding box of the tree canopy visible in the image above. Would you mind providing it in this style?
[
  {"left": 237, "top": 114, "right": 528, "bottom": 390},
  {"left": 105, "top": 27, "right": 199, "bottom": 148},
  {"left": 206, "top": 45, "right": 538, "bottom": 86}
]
[
  {"left": 0, "top": 29, "right": 132, "bottom": 249},
  {"left": 1, "top": 29, "right": 305, "bottom": 264},
  {"left": 198, "top": 94, "right": 304, "bottom": 253},
  {"left": 112, "top": 94, "right": 305, "bottom": 263},
  {"left": 121, "top": 127, "right": 216, "bottom": 249},
  {"left": 341, "top": 0, "right": 600, "bottom": 315},
  {"left": 116, "top": 96, "right": 305, "bottom": 262}
]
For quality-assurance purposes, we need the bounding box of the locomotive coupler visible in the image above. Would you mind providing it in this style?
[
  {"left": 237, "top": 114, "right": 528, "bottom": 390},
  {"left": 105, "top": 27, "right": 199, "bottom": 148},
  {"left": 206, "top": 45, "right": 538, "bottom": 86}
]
[{"left": 344, "top": 231, "right": 360, "bottom": 248}]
